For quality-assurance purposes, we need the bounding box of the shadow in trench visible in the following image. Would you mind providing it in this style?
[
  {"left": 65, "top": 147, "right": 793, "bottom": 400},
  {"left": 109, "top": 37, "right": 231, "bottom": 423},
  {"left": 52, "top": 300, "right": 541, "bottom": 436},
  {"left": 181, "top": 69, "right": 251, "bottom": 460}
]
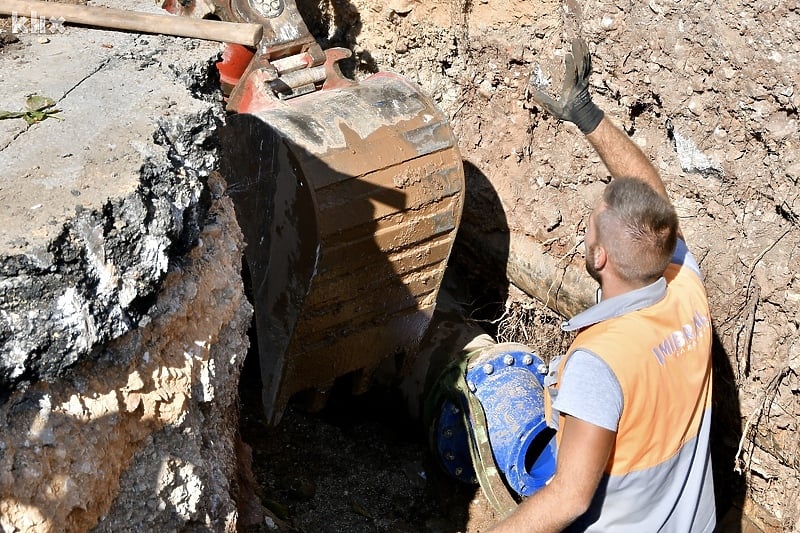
[
  {"left": 232, "top": 161, "right": 496, "bottom": 533},
  {"left": 447, "top": 160, "right": 512, "bottom": 336},
  {"left": 711, "top": 330, "right": 747, "bottom": 532},
  {"left": 223, "top": 93, "right": 466, "bottom": 531},
  {"left": 238, "top": 345, "right": 477, "bottom": 532}
]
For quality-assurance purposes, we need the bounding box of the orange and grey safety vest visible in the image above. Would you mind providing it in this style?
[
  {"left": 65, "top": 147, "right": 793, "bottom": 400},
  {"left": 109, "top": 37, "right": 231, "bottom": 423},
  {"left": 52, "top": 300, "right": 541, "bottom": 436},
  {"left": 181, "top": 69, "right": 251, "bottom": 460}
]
[{"left": 548, "top": 242, "right": 716, "bottom": 532}]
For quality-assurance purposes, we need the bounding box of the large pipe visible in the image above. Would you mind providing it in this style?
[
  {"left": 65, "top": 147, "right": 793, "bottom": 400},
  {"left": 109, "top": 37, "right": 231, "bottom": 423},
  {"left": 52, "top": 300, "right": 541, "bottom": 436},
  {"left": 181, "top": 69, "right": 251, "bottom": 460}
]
[
  {"left": 404, "top": 289, "right": 556, "bottom": 515},
  {"left": 464, "top": 344, "right": 556, "bottom": 497},
  {"left": 507, "top": 231, "right": 596, "bottom": 317},
  {"left": 459, "top": 224, "right": 597, "bottom": 318}
]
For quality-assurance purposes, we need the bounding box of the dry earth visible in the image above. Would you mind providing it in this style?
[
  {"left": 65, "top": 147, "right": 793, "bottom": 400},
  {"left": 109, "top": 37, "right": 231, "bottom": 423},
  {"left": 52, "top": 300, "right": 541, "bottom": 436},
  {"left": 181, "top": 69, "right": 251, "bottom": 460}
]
[
  {"left": 280, "top": 0, "right": 800, "bottom": 530},
  {"left": 2, "top": 0, "right": 799, "bottom": 530}
]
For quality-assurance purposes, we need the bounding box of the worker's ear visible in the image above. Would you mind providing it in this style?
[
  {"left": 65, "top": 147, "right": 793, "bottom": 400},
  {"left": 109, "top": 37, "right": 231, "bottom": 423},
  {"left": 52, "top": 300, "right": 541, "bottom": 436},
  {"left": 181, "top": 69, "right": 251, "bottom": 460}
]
[{"left": 591, "top": 244, "right": 607, "bottom": 272}]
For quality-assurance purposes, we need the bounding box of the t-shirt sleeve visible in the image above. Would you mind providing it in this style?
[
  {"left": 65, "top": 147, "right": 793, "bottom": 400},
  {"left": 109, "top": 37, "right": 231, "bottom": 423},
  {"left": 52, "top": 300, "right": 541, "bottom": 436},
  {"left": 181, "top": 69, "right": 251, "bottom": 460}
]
[
  {"left": 552, "top": 350, "right": 623, "bottom": 432},
  {"left": 671, "top": 238, "right": 702, "bottom": 277}
]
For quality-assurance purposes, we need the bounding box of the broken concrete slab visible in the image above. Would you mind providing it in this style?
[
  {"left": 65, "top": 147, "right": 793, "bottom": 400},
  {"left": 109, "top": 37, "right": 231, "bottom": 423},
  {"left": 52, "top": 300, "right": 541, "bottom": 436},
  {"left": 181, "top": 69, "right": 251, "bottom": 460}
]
[
  {"left": 0, "top": 6, "right": 260, "bottom": 530},
  {"left": 0, "top": 17, "right": 225, "bottom": 392}
]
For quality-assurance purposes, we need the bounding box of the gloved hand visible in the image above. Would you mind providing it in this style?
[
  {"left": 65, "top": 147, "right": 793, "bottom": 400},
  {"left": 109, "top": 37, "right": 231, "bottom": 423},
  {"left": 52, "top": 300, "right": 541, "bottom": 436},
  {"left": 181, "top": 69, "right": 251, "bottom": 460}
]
[{"left": 529, "top": 38, "right": 604, "bottom": 135}]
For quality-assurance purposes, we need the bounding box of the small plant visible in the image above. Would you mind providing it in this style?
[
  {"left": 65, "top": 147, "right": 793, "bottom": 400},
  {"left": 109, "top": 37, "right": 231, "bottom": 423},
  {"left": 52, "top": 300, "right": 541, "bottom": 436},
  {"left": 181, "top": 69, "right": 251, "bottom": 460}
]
[{"left": 0, "top": 94, "right": 62, "bottom": 125}]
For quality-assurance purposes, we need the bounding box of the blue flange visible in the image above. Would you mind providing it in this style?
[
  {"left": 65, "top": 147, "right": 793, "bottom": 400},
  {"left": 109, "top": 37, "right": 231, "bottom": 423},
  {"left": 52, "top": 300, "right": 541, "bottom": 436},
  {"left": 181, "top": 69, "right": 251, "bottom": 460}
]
[
  {"left": 465, "top": 344, "right": 557, "bottom": 497},
  {"left": 434, "top": 398, "right": 477, "bottom": 484}
]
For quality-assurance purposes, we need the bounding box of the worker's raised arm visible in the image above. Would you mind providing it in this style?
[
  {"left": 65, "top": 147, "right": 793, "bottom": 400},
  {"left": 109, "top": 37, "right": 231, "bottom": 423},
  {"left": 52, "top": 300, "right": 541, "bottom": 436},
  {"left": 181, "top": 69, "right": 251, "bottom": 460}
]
[
  {"left": 529, "top": 39, "right": 670, "bottom": 202},
  {"left": 585, "top": 117, "right": 668, "bottom": 200}
]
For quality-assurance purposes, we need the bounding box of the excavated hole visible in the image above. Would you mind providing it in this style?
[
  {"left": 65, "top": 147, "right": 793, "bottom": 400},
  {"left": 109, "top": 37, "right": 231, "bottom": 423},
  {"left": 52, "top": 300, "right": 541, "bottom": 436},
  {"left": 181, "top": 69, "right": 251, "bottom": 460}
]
[
  {"left": 6, "top": 0, "right": 797, "bottom": 528},
  {"left": 237, "top": 345, "right": 480, "bottom": 532},
  {"left": 235, "top": 247, "right": 574, "bottom": 531},
  {"left": 290, "top": 0, "right": 794, "bottom": 526},
  {"left": 235, "top": 260, "right": 500, "bottom": 531}
]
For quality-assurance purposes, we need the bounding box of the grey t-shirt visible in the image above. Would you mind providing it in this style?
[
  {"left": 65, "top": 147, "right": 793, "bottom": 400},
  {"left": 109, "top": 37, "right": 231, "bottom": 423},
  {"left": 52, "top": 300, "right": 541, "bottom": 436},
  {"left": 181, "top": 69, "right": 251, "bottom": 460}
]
[{"left": 554, "top": 352, "right": 623, "bottom": 431}]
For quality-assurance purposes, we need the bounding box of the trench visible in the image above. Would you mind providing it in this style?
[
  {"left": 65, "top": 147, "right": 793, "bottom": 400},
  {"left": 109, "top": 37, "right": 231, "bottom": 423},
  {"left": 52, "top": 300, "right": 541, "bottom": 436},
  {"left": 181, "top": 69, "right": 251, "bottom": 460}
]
[
  {"left": 3, "top": 0, "right": 791, "bottom": 527},
  {"left": 220, "top": 13, "right": 510, "bottom": 527},
  {"left": 234, "top": 256, "right": 510, "bottom": 531},
  {"left": 221, "top": 3, "right": 759, "bottom": 530},
  {"left": 237, "top": 341, "right": 481, "bottom": 532}
]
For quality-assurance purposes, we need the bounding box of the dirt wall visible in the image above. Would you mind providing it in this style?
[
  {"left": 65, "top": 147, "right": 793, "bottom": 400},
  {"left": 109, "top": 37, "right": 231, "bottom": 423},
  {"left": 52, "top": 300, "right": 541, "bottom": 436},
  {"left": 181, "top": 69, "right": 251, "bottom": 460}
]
[
  {"left": 0, "top": 186, "right": 253, "bottom": 531},
  {"left": 0, "top": 11, "right": 257, "bottom": 530}
]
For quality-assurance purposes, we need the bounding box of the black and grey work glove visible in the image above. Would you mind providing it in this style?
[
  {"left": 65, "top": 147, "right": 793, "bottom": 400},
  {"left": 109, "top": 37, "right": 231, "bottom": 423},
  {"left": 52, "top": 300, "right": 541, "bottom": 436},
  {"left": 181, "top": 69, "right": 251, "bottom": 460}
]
[{"left": 529, "top": 38, "right": 604, "bottom": 135}]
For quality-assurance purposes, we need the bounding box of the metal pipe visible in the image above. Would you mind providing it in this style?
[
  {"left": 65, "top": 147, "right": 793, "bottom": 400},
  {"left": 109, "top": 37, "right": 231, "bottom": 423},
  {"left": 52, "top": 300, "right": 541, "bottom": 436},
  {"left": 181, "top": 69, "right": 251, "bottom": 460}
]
[
  {"left": 409, "top": 289, "right": 556, "bottom": 509},
  {"left": 465, "top": 345, "right": 556, "bottom": 496}
]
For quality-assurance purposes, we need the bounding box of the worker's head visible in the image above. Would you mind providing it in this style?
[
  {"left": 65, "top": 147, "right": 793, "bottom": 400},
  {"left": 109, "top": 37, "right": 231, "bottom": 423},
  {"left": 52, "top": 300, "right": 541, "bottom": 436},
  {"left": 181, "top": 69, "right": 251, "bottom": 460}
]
[{"left": 585, "top": 178, "right": 678, "bottom": 287}]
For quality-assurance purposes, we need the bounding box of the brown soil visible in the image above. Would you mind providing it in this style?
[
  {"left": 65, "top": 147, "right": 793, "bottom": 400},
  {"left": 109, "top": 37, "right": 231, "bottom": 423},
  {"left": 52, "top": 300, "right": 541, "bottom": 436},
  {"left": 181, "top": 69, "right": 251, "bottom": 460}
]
[
  {"left": 240, "top": 0, "right": 798, "bottom": 531},
  {"left": 3, "top": 0, "right": 796, "bottom": 530},
  {"left": 239, "top": 367, "right": 501, "bottom": 532}
]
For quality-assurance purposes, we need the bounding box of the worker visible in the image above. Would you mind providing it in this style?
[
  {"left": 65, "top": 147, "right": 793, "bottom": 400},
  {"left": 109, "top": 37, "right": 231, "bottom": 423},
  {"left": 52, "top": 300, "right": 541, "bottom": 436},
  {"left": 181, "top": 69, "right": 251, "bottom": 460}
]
[{"left": 489, "top": 39, "right": 716, "bottom": 532}]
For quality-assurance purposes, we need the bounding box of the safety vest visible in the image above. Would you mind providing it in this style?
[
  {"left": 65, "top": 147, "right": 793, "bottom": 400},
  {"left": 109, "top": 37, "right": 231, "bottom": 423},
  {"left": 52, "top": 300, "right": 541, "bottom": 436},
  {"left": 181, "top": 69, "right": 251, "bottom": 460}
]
[{"left": 550, "top": 262, "right": 716, "bottom": 531}]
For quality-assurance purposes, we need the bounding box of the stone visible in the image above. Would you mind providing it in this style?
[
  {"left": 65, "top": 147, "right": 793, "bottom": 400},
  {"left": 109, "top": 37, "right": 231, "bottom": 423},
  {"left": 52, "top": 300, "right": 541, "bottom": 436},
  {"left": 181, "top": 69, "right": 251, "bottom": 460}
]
[
  {"left": 388, "top": 0, "right": 416, "bottom": 15},
  {"left": 765, "top": 112, "right": 798, "bottom": 140}
]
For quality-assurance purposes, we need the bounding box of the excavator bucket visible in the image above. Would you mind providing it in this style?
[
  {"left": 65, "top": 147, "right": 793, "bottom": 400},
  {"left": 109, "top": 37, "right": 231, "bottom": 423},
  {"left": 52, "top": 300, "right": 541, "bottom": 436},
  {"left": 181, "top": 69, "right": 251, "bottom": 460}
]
[
  {"left": 220, "top": 72, "right": 464, "bottom": 424},
  {"left": 171, "top": 0, "right": 464, "bottom": 424}
]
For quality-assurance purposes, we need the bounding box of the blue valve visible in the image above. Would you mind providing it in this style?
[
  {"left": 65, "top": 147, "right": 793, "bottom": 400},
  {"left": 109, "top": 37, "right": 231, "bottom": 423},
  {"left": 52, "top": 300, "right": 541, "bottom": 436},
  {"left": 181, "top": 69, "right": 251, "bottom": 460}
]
[
  {"left": 430, "top": 344, "right": 557, "bottom": 498},
  {"left": 465, "top": 346, "right": 556, "bottom": 496}
]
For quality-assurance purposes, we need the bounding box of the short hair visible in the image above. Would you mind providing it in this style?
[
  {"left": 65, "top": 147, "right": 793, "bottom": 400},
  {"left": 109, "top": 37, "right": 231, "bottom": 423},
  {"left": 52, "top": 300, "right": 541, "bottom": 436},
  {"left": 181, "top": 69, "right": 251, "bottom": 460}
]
[{"left": 595, "top": 178, "right": 678, "bottom": 284}]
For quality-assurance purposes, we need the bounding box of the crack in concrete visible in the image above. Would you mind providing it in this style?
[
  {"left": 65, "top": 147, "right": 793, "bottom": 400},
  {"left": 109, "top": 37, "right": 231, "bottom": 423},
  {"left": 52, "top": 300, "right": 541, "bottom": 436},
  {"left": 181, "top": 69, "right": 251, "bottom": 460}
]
[
  {"left": 0, "top": 129, "right": 24, "bottom": 153},
  {"left": 60, "top": 57, "right": 114, "bottom": 102},
  {"left": 0, "top": 57, "right": 114, "bottom": 153}
]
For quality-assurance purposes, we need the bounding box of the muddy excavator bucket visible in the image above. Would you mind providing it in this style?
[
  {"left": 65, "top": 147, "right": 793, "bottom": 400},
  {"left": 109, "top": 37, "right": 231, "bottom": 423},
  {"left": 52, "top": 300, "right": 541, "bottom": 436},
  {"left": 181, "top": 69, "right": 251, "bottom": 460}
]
[
  {"left": 220, "top": 71, "right": 464, "bottom": 424},
  {"left": 185, "top": 0, "right": 464, "bottom": 424}
]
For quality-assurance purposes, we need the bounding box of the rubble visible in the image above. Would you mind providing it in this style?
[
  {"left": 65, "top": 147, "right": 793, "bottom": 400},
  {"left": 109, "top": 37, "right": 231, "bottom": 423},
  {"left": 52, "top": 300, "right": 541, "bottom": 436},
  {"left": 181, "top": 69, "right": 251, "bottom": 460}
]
[{"left": 0, "top": 11, "right": 255, "bottom": 531}]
